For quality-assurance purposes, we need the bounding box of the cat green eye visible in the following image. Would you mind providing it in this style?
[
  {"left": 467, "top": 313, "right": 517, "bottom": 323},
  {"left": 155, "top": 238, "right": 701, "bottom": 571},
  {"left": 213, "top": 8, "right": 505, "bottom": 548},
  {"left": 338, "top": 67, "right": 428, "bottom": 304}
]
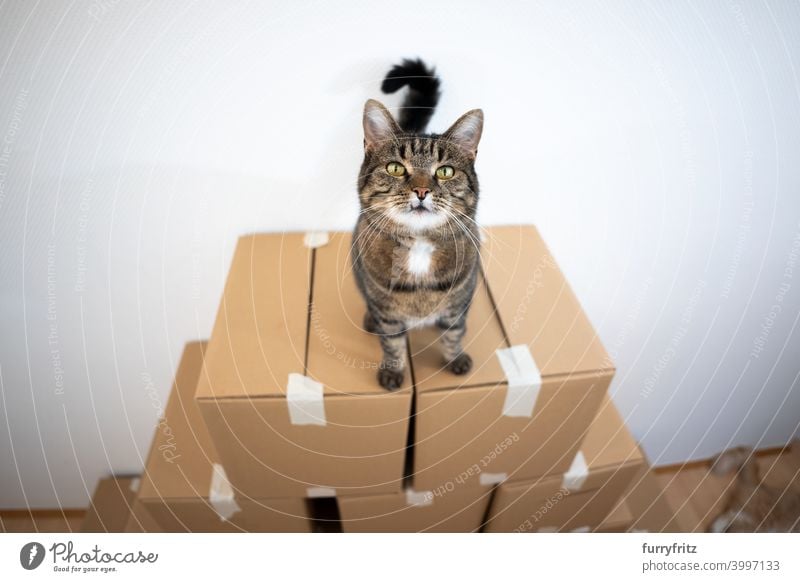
[
  {"left": 436, "top": 165, "right": 455, "bottom": 180},
  {"left": 386, "top": 162, "right": 406, "bottom": 177}
]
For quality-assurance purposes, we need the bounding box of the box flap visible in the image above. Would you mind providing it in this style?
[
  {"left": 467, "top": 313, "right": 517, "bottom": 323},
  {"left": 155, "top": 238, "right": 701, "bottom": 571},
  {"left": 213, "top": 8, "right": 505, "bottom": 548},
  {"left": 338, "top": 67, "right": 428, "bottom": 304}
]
[
  {"left": 482, "top": 225, "right": 613, "bottom": 377},
  {"left": 197, "top": 225, "right": 610, "bottom": 398},
  {"left": 409, "top": 224, "right": 612, "bottom": 393},
  {"left": 409, "top": 274, "right": 507, "bottom": 392},
  {"left": 140, "top": 341, "right": 220, "bottom": 500},
  {"left": 195, "top": 233, "right": 311, "bottom": 399},
  {"left": 306, "top": 232, "right": 411, "bottom": 395}
]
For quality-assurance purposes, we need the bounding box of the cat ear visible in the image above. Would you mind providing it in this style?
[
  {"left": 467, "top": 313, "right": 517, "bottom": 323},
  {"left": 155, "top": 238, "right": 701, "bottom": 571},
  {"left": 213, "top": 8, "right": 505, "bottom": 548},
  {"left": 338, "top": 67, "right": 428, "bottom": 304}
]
[
  {"left": 363, "top": 99, "right": 400, "bottom": 149},
  {"left": 444, "top": 109, "right": 483, "bottom": 158}
]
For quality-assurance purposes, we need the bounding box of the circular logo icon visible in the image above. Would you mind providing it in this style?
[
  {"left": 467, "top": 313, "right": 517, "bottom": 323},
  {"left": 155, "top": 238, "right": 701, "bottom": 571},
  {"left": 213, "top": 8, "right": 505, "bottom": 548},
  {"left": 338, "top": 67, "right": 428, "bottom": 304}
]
[{"left": 20, "top": 542, "right": 46, "bottom": 570}]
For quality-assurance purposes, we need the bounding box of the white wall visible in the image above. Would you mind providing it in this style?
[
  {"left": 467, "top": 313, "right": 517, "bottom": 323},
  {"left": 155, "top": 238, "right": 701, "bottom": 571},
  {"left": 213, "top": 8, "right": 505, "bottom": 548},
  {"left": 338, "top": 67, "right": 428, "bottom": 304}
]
[{"left": 1, "top": 0, "right": 799, "bottom": 508}]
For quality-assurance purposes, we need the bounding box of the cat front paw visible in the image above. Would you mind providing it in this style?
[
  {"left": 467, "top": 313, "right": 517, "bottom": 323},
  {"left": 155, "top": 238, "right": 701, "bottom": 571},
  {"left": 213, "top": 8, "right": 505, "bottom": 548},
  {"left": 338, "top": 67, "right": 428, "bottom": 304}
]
[
  {"left": 446, "top": 353, "right": 473, "bottom": 375},
  {"left": 377, "top": 368, "right": 404, "bottom": 390}
]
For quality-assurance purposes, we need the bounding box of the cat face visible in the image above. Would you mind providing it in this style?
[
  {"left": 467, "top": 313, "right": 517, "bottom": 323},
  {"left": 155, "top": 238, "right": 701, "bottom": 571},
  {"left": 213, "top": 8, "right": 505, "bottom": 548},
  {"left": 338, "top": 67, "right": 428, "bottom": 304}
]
[{"left": 358, "top": 99, "right": 483, "bottom": 235}]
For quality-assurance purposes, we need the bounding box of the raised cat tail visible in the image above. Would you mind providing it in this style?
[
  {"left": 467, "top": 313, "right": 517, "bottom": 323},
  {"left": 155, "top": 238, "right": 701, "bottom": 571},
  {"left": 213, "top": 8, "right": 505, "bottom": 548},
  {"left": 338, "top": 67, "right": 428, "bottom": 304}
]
[{"left": 381, "top": 58, "right": 441, "bottom": 133}]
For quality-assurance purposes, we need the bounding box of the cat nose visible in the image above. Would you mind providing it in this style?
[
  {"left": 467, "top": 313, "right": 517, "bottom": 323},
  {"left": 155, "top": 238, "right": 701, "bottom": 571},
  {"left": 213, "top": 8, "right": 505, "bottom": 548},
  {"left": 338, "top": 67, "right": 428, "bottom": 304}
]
[{"left": 413, "top": 187, "right": 430, "bottom": 201}]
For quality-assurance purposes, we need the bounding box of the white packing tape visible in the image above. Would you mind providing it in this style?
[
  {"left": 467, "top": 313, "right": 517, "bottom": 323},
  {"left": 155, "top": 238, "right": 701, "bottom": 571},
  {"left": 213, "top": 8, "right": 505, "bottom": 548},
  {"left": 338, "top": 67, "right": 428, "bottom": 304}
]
[
  {"left": 479, "top": 472, "right": 507, "bottom": 486},
  {"left": 496, "top": 345, "right": 542, "bottom": 418},
  {"left": 128, "top": 477, "right": 141, "bottom": 493},
  {"left": 571, "top": 525, "right": 591, "bottom": 533},
  {"left": 562, "top": 451, "right": 589, "bottom": 492},
  {"left": 303, "top": 231, "right": 330, "bottom": 248},
  {"left": 287, "top": 373, "right": 326, "bottom": 426},
  {"left": 209, "top": 464, "right": 241, "bottom": 521},
  {"left": 306, "top": 486, "right": 337, "bottom": 498},
  {"left": 405, "top": 489, "right": 433, "bottom": 507}
]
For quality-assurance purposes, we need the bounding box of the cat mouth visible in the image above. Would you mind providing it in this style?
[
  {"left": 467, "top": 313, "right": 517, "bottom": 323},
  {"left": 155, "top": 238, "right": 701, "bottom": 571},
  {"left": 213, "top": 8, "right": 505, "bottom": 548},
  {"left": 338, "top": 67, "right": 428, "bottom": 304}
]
[
  {"left": 390, "top": 204, "right": 447, "bottom": 231},
  {"left": 408, "top": 201, "right": 435, "bottom": 214}
]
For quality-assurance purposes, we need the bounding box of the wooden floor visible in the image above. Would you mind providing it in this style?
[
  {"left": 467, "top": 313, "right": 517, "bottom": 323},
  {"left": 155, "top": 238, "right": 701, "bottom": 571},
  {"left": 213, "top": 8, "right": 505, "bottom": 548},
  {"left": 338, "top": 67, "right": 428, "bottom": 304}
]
[
  {"left": 1, "top": 509, "right": 85, "bottom": 533},
  {"left": 3, "top": 445, "right": 799, "bottom": 533},
  {"left": 654, "top": 443, "right": 800, "bottom": 532}
]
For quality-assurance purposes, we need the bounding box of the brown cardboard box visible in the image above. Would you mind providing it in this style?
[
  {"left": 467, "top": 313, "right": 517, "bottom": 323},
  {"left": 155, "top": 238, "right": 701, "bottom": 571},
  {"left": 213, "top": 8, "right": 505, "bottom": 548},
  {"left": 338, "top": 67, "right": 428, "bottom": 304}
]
[
  {"left": 196, "top": 233, "right": 412, "bottom": 498},
  {"left": 140, "top": 341, "right": 312, "bottom": 532},
  {"left": 81, "top": 476, "right": 140, "bottom": 532},
  {"left": 195, "top": 226, "right": 608, "bottom": 498},
  {"left": 596, "top": 499, "right": 634, "bottom": 532},
  {"left": 124, "top": 500, "right": 163, "bottom": 533},
  {"left": 614, "top": 462, "right": 696, "bottom": 532},
  {"left": 410, "top": 225, "right": 613, "bottom": 489},
  {"left": 338, "top": 483, "right": 493, "bottom": 533},
  {"left": 483, "top": 398, "right": 644, "bottom": 532}
]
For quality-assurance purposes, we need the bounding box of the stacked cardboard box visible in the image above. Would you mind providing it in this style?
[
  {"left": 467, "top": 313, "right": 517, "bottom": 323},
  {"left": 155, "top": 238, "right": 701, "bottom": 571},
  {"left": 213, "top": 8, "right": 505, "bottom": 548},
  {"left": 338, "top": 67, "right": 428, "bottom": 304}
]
[
  {"left": 337, "top": 480, "right": 494, "bottom": 533},
  {"left": 483, "top": 397, "right": 645, "bottom": 532},
  {"left": 597, "top": 500, "right": 635, "bottom": 533},
  {"left": 408, "top": 226, "right": 614, "bottom": 492},
  {"left": 80, "top": 476, "right": 140, "bottom": 533},
  {"left": 609, "top": 457, "right": 698, "bottom": 532},
  {"left": 194, "top": 233, "right": 412, "bottom": 498},
  {"left": 124, "top": 500, "right": 163, "bottom": 533},
  {"left": 112, "top": 224, "right": 666, "bottom": 532},
  {"left": 182, "top": 224, "right": 630, "bottom": 532},
  {"left": 131, "top": 341, "right": 312, "bottom": 532}
]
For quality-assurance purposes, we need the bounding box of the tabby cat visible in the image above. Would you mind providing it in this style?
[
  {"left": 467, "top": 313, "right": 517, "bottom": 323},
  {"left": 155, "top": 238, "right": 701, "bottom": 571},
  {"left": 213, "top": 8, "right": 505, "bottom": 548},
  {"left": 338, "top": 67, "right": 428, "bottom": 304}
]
[{"left": 351, "top": 59, "right": 483, "bottom": 390}]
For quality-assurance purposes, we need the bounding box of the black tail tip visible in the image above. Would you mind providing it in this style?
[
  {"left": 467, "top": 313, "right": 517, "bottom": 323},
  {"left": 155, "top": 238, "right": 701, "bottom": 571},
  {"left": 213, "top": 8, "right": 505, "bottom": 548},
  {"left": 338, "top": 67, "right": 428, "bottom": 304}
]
[
  {"left": 379, "top": 58, "right": 441, "bottom": 133},
  {"left": 381, "top": 58, "right": 440, "bottom": 95}
]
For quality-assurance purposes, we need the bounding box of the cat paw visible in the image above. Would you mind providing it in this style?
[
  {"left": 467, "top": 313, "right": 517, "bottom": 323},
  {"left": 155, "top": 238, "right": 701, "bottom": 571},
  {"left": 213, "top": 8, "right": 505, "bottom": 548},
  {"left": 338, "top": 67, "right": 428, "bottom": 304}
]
[
  {"left": 378, "top": 368, "right": 404, "bottom": 390},
  {"left": 446, "top": 353, "right": 473, "bottom": 375}
]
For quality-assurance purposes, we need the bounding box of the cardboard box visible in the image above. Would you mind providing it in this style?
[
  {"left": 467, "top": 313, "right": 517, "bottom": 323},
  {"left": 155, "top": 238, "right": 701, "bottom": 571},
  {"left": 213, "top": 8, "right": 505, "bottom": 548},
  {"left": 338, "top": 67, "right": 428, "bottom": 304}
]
[
  {"left": 338, "top": 483, "right": 493, "bottom": 533},
  {"left": 124, "top": 500, "right": 163, "bottom": 533},
  {"left": 140, "top": 341, "right": 312, "bottom": 532},
  {"left": 596, "top": 499, "right": 634, "bottom": 532},
  {"left": 196, "top": 233, "right": 412, "bottom": 498},
  {"left": 483, "top": 398, "right": 644, "bottom": 532},
  {"left": 410, "top": 225, "right": 613, "bottom": 489},
  {"left": 613, "top": 463, "right": 696, "bottom": 532},
  {"left": 80, "top": 476, "right": 140, "bottom": 532}
]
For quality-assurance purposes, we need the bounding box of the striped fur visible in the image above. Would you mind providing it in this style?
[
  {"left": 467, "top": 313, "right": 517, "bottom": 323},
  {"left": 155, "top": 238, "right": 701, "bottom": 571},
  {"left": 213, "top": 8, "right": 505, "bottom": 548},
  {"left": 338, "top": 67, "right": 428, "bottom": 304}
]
[{"left": 352, "top": 60, "right": 483, "bottom": 390}]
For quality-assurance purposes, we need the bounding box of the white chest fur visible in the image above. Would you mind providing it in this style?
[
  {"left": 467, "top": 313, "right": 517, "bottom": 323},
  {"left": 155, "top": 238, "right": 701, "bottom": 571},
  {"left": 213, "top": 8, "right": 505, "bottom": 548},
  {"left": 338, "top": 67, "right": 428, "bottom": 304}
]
[{"left": 407, "top": 238, "right": 435, "bottom": 277}]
